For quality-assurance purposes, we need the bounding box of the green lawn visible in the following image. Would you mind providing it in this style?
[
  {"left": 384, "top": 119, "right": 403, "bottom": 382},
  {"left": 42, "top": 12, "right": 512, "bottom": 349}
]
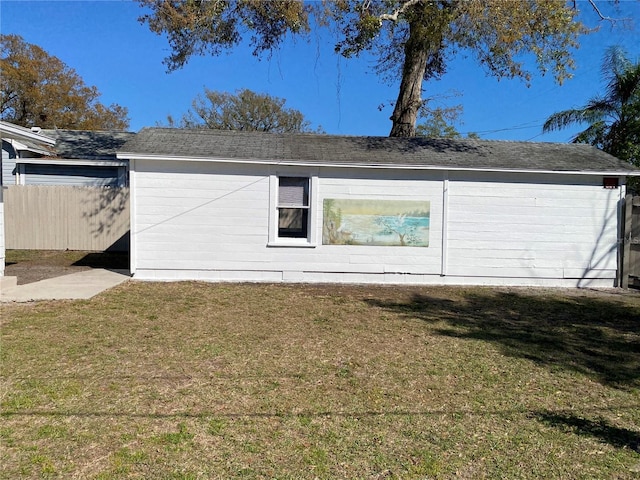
[{"left": 1, "top": 282, "right": 639, "bottom": 479}]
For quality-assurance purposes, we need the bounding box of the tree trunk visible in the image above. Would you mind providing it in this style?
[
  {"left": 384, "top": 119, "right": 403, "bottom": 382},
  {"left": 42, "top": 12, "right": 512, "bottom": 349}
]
[
  {"left": 389, "top": 1, "right": 450, "bottom": 138},
  {"left": 389, "top": 17, "right": 430, "bottom": 138}
]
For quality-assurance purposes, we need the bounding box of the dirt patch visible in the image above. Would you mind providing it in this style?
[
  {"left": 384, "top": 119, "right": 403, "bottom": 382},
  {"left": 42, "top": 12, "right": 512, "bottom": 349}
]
[{"left": 4, "top": 250, "right": 129, "bottom": 285}]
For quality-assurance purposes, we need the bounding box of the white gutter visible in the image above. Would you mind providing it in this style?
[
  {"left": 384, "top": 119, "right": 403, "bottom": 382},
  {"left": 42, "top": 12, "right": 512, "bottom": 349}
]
[
  {"left": 16, "top": 158, "right": 128, "bottom": 167},
  {"left": 0, "top": 121, "right": 56, "bottom": 145},
  {"left": 441, "top": 172, "right": 449, "bottom": 277},
  {"left": 129, "top": 159, "right": 137, "bottom": 275}
]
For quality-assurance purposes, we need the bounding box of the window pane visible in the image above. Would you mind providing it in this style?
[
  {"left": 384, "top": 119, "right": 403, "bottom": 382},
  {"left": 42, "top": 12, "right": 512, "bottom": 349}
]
[
  {"left": 279, "top": 208, "right": 308, "bottom": 238},
  {"left": 279, "top": 177, "right": 308, "bottom": 206}
]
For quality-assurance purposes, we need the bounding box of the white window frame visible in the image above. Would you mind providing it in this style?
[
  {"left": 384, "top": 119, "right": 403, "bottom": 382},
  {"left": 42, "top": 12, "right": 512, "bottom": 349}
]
[{"left": 268, "top": 172, "right": 318, "bottom": 247}]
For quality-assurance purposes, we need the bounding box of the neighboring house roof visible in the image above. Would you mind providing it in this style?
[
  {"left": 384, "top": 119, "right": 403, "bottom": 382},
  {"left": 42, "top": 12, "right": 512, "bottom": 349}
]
[
  {"left": 118, "top": 128, "right": 640, "bottom": 175},
  {"left": 42, "top": 129, "right": 136, "bottom": 161},
  {"left": 0, "top": 120, "right": 57, "bottom": 156},
  {"left": 1, "top": 121, "right": 135, "bottom": 163}
]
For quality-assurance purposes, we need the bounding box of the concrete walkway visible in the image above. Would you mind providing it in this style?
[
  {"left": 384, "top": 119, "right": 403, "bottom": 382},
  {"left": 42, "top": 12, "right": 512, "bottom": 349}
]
[{"left": 1, "top": 269, "right": 130, "bottom": 303}]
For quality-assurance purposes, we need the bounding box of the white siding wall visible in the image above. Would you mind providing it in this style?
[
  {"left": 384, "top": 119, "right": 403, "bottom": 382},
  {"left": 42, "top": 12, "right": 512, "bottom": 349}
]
[
  {"left": 445, "top": 171, "right": 621, "bottom": 287},
  {"left": 132, "top": 160, "right": 622, "bottom": 287},
  {"left": 133, "top": 160, "right": 271, "bottom": 275},
  {"left": 316, "top": 167, "right": 444, "bottom": 276}
]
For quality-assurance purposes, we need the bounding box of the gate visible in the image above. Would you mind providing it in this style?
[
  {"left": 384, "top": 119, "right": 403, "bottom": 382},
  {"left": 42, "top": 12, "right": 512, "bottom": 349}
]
[{"left": 620, "top": 195, "right": 640, "bottom": 288}]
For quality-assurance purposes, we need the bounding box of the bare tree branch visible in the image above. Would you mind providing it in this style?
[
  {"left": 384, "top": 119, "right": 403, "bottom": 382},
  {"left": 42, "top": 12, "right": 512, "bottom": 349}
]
[
  {"left": 379, "top": 0, "right": 423, "bottom": 23},
  {"left": 587, "top": 0, "right": 631, "bottom": 26}
]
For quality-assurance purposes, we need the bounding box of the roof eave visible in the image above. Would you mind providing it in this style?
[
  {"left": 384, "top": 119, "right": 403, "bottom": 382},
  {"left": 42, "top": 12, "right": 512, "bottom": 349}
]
[
  {"left": 0, "top": 121, "right": 57, "bottom": 145},
  {"left": 7, "top": 139, "right": 55, "bottom": 156}
]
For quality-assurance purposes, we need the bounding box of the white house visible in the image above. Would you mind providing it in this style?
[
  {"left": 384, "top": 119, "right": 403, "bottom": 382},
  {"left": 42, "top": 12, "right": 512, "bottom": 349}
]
[{"left": 118, "top": 128, "right": 640, "bottom": 288}]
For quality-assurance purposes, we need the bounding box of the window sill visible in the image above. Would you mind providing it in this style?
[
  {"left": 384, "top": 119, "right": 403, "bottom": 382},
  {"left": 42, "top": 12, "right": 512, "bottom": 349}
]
[{"left": 267, "top": 241, "right": 317, "bottom": 248}]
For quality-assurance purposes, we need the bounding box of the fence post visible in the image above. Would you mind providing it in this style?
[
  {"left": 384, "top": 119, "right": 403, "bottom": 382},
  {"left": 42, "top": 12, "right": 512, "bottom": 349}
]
[{"left": 621, "top": 194, "right": 633, "bottom": 289}]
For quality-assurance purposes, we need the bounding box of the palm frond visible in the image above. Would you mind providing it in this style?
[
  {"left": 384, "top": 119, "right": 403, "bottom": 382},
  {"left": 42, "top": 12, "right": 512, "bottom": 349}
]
[
  {"left": 542, "top": 106, "right": 604, "bottom": 132},
  {"left": 543, "top": 44, "right": 639, "bottom": 165},
  {"left": 572, "top": 120, "right": 608, "bottom": 147},
  {"left": 583, "top": 97, "right": 619, "bottom": 120},
  {"left": 601, "top": 45, "right": 631, "bottom": 80},
  {"left": 612, "top": 62, "right": 640, "bottom": 106}
]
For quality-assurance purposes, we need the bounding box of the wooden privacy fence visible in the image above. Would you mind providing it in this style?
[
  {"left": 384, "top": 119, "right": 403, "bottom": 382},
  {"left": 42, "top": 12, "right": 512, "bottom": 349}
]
[
  {"left": 621, "top": 195, "right": 640, "bottom": 288},
  {"left": 3, "top": 185, "right": 129, "bottom": 251}
]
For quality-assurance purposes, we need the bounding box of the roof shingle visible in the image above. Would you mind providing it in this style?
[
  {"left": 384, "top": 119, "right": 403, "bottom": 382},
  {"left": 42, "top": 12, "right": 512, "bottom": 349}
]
[
  {"left": 43, "top": 129, "right": 136, "bottom": 160},
  {"left": 118, "top": 128, "right": 639, "bottom": 174}
]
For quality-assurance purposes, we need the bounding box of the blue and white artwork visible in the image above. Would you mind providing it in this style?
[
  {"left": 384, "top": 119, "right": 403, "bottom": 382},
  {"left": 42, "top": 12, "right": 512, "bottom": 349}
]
[{"left": 323, "top": 199, "right": 430, "bottom": 247}]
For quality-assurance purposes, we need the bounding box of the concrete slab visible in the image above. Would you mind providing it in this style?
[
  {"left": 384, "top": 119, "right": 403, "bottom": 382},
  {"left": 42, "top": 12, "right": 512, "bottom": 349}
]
[
  {"left": 0, "top": 276, "right": 18, "bottom": 290},
  {"left": 1, "top": 269, "right": 130, "bottom": 303}
]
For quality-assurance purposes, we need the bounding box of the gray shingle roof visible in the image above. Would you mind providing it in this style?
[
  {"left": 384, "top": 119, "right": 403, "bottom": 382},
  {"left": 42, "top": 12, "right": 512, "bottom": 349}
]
[
  {"left": 43, "top": 129, "right": 136, "bottom": 160},
  {"left": 118, "top": 128, "right": 639, "bottom": 174}
]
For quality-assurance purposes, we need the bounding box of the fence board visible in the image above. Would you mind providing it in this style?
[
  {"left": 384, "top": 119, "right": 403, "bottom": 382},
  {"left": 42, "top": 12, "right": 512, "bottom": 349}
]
[
  {"left": 623, "top": 195, "right": 640, "bottom": 287},
  {"left": 3, "top": 186, "right": 129, "bottom": 251}
]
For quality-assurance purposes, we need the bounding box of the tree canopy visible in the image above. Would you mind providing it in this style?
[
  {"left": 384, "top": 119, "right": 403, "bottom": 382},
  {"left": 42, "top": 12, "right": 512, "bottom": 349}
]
[
  {"left": 543, "top": 46, "right": 640, "bottom": 167},
  {"left": 167, "top": 88, "right": 321, "bottom": 133},
  {"left": 139, "top": 0, "right": 590, "bottom": 137},
  {"left": 415, "top": 113, "right": 462, "bottom": 139},
  {"left": 0, "top": 34, "right": 129, "bottom": 130}
]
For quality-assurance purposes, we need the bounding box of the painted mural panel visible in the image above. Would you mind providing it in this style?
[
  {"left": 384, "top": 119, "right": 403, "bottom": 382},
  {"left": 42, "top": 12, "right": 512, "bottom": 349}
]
[{"left": 323, "top": 199, "right": 430, "bottom": 247}]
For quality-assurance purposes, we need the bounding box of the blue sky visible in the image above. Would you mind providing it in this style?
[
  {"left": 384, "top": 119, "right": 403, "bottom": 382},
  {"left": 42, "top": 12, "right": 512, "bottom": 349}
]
[{"left": 1, "top": 0, "right": 639, "bottom": 142}]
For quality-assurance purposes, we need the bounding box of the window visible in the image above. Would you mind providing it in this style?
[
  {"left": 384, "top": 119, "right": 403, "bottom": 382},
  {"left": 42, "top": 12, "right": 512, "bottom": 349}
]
[
  {"left": 278, "top": 177, "right": 309, "bottom": 238},
  {"left": 269, "top": 174, "right": 317, "bottom": 246}
]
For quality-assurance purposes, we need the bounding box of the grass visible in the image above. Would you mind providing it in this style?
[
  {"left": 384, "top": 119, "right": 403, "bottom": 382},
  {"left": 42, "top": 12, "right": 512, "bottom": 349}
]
[{"left": 1, "top": 281, "right": 639, "bottom": 478}]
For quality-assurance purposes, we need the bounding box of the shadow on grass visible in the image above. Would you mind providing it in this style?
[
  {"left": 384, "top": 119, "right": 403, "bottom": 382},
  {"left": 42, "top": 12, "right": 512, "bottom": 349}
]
[
  {"left": 366, "top": 290, "right": 640, "bottom": 389},
  {"left": 535, "top": 411, "right": 640, "bottom": 452},
  {"left": 73, "top": 252, "right": 129, "bottom": 270}
]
